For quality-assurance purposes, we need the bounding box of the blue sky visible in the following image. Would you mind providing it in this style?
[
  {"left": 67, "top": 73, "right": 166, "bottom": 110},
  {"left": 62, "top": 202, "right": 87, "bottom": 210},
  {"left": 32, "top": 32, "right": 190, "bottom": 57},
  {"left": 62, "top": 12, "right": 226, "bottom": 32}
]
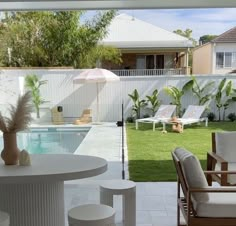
[{"left": 84, "top": 8, "right": 236, "bottom": 40}]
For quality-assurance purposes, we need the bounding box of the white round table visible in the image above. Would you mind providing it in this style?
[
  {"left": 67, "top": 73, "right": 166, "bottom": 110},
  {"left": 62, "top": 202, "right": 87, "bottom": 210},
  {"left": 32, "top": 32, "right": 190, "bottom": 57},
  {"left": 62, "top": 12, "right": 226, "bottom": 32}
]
[{"left": 0, "top": 154, "right": 107, "bottom": 226}]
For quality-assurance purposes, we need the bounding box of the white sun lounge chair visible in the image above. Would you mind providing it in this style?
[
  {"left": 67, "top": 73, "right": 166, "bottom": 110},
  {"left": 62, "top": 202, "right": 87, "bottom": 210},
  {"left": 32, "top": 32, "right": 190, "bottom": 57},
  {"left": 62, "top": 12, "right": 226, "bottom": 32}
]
[
  {"left": 135, "top": 105, "right": 176, "bottom": 131},
  {"left": 162, "top": 105, "right": 208, "bottom": 131}
]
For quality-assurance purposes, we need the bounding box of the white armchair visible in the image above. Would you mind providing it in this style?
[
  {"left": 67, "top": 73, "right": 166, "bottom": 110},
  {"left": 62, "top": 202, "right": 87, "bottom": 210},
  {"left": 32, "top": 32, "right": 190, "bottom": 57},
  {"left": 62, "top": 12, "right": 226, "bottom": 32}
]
[{"left": 207, "top": 132, "right": 236, "bottom": 186}]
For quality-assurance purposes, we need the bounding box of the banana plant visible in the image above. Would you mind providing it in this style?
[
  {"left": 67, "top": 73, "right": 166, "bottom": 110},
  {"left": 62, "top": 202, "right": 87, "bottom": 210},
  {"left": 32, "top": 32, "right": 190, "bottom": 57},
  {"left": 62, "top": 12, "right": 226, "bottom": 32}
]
[
  {"left": 214, "top": 78, "right": 236, "bottom": 121},
  {"left": 146, "top": 89, "right": 160, "bottom": 116},
  {"left": 164, "top": 82, "right": 192, "bottom": 117},
  {"left": 25, "top": 74, "right": 48, "bottom": 118},
  {"left": 128, "top": 89, "right": 147, "bottom": 119},
  {"left": 184, "top": 75, "right": 215, "bottom": 105}
]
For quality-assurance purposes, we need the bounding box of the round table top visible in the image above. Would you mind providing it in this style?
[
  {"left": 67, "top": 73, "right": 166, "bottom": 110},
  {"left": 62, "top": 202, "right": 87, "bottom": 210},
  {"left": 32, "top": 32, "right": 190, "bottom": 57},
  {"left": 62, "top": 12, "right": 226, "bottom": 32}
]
[{"left": 0, "top": 154, "right": 107, "bottom": 184}]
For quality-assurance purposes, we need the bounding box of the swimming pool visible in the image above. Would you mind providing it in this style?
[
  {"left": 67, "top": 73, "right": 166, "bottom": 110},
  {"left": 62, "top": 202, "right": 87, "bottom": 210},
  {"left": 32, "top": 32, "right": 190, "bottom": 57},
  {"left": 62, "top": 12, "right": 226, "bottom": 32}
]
[{"left": 0, "top": 127, "right": 90, "bottom": 154}]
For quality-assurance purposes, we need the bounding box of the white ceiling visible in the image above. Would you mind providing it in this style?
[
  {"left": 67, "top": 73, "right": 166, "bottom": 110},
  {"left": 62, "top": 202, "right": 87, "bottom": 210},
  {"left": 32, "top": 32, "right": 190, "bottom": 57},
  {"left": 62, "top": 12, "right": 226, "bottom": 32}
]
[{"left": 1, "top": 0, "right": 236, "bottom": 11}]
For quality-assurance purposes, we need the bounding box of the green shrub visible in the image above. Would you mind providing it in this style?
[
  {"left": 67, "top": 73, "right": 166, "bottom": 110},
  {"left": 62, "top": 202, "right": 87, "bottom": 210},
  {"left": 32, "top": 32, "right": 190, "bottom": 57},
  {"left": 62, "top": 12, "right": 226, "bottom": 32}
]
[
  {"left": 227, "top": 113, "right": 236, "bottom": 122},
  {"left": 207, "top": 112, "right": 216, "bottom": 122},
  {"left": 143, "top": 114, "right": 150, "bottom": 118},
  {"left": 126, "top": 116, "right": 135, "bottom": 123}
]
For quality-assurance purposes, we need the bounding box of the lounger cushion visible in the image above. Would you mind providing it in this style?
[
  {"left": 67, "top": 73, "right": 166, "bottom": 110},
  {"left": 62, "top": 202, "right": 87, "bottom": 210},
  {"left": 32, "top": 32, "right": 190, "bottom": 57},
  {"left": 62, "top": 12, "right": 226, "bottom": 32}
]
[
  {"left": 215, "top": 132, "right": 236, "bottom": 162},
  {"left": 193, "top": 191, "right": 236, "bottom": 217},
  {"left": 182, "top": 155, "right": 209, "bottom": 202},
  {"left": 215, "top": 162, "right": 236, "bottom": 185},
  {"left": 173, "top": 147, "right": 193, "bottom": 162}
]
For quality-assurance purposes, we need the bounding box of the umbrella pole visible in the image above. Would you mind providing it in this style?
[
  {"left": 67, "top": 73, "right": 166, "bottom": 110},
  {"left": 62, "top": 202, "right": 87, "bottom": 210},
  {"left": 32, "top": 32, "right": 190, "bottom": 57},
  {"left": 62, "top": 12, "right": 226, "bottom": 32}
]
[{"left": 96, "top": 82, "right": 100, "bottom": 123}]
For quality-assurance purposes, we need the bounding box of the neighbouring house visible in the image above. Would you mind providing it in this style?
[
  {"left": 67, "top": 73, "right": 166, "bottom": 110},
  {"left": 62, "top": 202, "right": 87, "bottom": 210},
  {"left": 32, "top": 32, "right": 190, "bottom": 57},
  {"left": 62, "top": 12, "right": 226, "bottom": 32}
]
[
  {"left": 99, "top": 14, "right": 192, "bottom": 76},
  {"left": 193, "top": 27, "right": 236, "bottom": 75}
]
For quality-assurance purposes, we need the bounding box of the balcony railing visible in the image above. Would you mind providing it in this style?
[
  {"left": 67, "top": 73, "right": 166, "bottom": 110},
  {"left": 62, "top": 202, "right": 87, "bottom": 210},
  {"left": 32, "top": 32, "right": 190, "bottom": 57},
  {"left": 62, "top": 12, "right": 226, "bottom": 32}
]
[{"left": 111, "top": 68, "right": 187, "bottom": 76}]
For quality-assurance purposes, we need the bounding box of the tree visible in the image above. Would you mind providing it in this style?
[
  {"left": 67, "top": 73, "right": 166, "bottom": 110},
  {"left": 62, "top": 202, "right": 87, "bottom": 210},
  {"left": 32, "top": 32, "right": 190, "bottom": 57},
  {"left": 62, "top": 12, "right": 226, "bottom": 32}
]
[
  {"left": 0, "top": 11, "right": 121, "bottom": 68},
  {"left": 199, "top": 35, "right": 218, "bottom": 45},
  {"left": 25, "top": 74, "right": 47, "bottom": 118},
  {"left": 173, "top": 28, "right": 197, "bottom": 47}
]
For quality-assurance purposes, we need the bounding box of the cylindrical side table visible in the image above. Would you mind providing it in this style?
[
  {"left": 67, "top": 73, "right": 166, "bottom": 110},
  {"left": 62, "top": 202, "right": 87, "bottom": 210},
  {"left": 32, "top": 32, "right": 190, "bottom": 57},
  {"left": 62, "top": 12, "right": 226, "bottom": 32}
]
[
  {"left": 68, "top": 204, "right": 115, "bottom": 226},
  {"left": 0, "top": 210, "right": 9, "bottom": 226},
  {"left": 100, "top": 180, "right": 136, "bottom": 226}
]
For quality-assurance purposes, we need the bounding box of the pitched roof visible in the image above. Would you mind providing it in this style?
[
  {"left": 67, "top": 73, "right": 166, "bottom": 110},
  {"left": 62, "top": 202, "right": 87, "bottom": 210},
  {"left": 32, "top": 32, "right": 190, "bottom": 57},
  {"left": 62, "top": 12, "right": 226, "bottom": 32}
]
[
  {"left": 212, "top": 27, "right": 236, "bottom": 43},
  {"left": 100, "top": 14, "right": 192, "bottom": 49}
]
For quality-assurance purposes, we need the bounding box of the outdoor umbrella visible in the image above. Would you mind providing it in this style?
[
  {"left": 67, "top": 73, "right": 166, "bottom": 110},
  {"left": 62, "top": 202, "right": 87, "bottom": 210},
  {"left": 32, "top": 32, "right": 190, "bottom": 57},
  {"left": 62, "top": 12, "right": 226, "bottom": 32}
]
[{"left": 73, "top": 68, "right": 120, "bottom": 122}]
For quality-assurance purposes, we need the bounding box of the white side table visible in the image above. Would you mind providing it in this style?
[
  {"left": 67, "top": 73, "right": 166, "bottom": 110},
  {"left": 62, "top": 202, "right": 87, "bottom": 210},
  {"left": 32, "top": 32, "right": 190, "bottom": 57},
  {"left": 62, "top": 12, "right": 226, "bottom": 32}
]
[
  {"left": 0, "top": 210, "right": 9, "bottom": 226},
  {"left": 100, "top": 180, "right": 136, "bottom": 226},
  {"left": 68, "top": 204, "right": 115, "bottom": 226},
  {"left": 0, "top": 154, "right": 107, "bottom": 226}
]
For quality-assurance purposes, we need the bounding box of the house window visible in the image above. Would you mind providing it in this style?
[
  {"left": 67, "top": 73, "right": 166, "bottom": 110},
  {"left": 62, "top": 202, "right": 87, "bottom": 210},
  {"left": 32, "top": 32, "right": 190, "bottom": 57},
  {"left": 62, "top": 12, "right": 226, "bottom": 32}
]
[
  {"left": 216, "top": 52, "right": 236, "bottom": 68},
  {"left": 136, "top": 55, "right": 165, "bottom": 69},
  {"left": 216, "top": 52, "right": 224, "bottom": 68},
  {"left": 225, "top": 52, "right": 232, "bottom": 68}
]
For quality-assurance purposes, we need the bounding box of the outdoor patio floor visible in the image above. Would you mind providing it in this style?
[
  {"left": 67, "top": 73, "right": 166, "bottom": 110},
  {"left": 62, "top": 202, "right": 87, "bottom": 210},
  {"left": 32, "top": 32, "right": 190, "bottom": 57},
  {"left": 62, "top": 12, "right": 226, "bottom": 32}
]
[{"left": 62, "top": 123, "right": 179, "bottom": 226}]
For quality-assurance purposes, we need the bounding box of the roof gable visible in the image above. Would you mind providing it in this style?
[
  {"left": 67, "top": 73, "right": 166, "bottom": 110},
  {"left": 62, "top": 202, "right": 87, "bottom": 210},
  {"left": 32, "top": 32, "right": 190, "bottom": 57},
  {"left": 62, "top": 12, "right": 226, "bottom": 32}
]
[
  {"left": 100, "top": 14, "right": 192, "bottom": 48},
  {"left": 212, "top": 27, "right": 236, "bottom": 43}
]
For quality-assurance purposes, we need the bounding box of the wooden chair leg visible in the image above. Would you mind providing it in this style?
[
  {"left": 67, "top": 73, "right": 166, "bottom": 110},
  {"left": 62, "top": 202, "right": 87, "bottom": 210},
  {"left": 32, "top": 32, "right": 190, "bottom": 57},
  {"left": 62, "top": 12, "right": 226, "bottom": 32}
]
[{"left": 207, "top": 153, "right": 212, "bottom": 186}]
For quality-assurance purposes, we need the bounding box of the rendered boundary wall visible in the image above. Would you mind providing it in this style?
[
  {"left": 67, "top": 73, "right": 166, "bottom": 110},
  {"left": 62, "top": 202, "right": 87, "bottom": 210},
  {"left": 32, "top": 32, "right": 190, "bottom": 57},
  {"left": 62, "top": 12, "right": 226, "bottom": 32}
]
[{"left": 0, "top": 69, "right": 236, "bottom": 123}]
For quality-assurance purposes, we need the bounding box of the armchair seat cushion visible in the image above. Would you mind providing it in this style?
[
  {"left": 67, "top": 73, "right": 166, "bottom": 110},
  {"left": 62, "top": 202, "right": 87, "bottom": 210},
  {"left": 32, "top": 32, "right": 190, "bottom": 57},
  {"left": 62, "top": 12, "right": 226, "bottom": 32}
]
[
  {"left": 215, "top": 163, "right": 236, "bottom": 185},
  {"left": 193, "top": 191, "right": 236, "bottom": 217}
]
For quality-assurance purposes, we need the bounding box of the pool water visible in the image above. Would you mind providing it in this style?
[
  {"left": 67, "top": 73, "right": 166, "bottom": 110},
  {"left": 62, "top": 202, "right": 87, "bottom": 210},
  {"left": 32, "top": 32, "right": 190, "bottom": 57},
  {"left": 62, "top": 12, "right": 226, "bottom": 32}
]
[{"left": 0, "top": 128, "right": 90, "bottom": 154}]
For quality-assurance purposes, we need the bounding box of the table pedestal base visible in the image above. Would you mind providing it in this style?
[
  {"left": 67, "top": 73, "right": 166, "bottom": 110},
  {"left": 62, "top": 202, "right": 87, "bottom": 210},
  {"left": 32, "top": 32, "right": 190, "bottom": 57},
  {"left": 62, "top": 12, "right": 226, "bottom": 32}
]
[{"left": 0, "top": 182, "right": 64, "bottom": 226}]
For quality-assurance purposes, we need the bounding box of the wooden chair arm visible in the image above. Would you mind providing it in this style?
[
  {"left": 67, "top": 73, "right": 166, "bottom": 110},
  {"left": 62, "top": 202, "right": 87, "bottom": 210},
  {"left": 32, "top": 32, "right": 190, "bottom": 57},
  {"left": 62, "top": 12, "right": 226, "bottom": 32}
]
[
  {"left": 189, "top": 187, "right": 236, "bottom": 193},
  {"left": 204, "top": 170, "right": 236, "bottom": 175},
  {"left": 207, "top": 152, "right": 227, "bottom": 164}
]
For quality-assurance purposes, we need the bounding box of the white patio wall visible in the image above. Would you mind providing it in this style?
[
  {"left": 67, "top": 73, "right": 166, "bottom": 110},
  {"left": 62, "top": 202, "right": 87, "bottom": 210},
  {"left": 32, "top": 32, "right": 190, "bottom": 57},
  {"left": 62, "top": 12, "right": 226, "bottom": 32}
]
[{"left": 0, "top": 69, "right": 236, "bottom": 123}]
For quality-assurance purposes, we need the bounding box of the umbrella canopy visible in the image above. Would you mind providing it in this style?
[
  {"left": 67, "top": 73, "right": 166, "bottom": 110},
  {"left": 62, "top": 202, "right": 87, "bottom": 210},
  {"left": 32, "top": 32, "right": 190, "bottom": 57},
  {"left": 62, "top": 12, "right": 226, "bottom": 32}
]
[
  {"left": 73, "top": 68, "right": 120, "bottom": 123},
  {"left": 73, "top": 68, "right": 120, "bottom": 84}
]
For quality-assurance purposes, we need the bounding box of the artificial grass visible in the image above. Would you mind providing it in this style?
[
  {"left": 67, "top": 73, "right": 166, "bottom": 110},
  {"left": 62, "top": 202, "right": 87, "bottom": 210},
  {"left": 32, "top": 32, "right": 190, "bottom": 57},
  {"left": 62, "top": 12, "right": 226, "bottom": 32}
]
[{"left": 126, "top": 122, "right": 236, "bottom": 182}]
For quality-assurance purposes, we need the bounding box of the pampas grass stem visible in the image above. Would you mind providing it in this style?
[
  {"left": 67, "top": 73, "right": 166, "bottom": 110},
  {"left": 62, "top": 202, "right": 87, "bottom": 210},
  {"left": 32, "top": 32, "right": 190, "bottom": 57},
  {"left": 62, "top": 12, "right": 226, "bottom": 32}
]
[{"left": 0, "top": 91, "right": 33, "bottom": 133}]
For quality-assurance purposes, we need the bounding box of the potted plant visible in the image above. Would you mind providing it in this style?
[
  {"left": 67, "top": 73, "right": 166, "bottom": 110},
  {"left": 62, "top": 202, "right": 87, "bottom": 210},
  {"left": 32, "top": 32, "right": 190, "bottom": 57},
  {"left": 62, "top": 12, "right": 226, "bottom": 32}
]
[{"left": 25, "top": 74, "right": 47, "bottom": 119}]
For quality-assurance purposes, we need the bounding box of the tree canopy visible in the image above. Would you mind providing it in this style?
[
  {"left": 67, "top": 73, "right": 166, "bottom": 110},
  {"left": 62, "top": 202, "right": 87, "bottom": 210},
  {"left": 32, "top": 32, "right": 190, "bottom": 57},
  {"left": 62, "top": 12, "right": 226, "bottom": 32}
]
[
  {"left": 0, "top": 11, "right": 121, "bottom": 68},
  {"left": 199, "top": 35, "right": 218, "bottom": 45},
  {"left": 173, "top": 28, "right": 197, "bottom": 47}
]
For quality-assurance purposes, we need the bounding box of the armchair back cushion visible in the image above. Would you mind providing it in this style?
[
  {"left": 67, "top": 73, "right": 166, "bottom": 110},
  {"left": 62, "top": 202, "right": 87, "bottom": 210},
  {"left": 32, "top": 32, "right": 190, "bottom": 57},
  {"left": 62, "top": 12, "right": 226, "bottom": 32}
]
[
  {"left": 215, "top": 132, "right": 236, "bottom": 162},
  {"left": 182, "top": 155, "right": 209, "bottom": 202},
  {"left": 174, "top": 147, "right": 193, "bottom": 162}
]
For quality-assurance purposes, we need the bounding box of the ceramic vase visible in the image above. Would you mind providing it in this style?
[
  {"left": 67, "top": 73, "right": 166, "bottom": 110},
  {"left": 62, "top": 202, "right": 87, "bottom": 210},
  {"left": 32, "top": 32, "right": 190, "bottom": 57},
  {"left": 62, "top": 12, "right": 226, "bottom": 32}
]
[{"left": 1, "top": 133, "right": 20, "bottom": 165}]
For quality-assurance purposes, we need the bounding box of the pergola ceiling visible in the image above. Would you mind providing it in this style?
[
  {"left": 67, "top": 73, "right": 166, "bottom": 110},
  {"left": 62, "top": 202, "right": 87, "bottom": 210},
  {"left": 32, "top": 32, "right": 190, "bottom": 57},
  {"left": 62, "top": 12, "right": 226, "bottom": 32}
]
[{"left": 1, "top": 0, "right": 236, "bottom": 11}]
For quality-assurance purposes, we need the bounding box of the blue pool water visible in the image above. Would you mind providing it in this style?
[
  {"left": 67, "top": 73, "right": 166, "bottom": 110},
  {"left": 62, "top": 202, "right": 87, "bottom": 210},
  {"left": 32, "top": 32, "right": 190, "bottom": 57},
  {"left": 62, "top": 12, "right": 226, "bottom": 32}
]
[{"left": 0, "top": 127, "right": 90, "bottom": 154}]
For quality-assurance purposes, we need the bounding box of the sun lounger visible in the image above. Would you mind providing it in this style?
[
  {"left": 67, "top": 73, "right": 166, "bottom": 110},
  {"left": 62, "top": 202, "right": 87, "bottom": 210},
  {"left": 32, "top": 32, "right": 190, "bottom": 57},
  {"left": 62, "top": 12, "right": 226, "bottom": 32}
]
[
  {"left": 135, "top": 105, "right": 176, "bottom": 131},
  {"left": 162, "top": 105, "right": 208, "bottom": 131}
]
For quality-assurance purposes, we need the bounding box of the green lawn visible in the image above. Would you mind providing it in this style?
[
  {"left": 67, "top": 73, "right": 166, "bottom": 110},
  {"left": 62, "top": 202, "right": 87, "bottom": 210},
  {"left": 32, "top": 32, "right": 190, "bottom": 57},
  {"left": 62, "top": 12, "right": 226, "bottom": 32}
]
[{"left": 126, "top": 122, "right": 236, "bottom": 182}]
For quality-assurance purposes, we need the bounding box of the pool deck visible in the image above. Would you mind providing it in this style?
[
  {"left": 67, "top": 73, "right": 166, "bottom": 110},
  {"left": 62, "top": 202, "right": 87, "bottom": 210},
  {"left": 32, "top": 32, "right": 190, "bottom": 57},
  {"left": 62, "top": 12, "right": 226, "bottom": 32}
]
[
  {"left": 53, "top": 122, "right": 178, "bottom": 226},
  {"left": 30, "top": 122, "right": 180, "bottom": 226}
]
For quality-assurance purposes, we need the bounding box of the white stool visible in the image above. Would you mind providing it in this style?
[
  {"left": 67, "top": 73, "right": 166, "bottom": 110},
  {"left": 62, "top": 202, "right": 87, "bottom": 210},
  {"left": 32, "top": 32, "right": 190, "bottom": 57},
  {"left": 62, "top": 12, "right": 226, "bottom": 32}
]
[
  {"left": 0, "top": 211, "right": 9, "bottom": 226},
  {"left": 68, "top": 204, "right": 115, "bottom": 226},
  {"left": 100, "top": 180, "right": 136, "bottom": 226}
]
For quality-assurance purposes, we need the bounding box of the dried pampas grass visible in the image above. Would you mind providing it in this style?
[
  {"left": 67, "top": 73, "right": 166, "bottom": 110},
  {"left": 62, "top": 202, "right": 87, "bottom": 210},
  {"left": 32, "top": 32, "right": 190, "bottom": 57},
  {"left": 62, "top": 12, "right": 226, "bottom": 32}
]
[{"left": 0, "top": 91, "right": 33, "bottom": 133}]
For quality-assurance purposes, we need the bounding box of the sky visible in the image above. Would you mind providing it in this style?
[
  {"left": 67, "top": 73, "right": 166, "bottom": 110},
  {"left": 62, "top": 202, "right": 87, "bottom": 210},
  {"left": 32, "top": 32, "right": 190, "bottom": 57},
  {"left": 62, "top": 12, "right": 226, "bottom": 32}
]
[{"left": 84, "top": 8, "right": 236, "bottom": 41}]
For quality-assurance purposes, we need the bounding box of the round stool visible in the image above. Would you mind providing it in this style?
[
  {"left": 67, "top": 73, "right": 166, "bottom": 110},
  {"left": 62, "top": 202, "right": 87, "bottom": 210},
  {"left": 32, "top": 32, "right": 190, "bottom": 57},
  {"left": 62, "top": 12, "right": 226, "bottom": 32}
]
[
  {"left": 68, "top": 204, "right": 115, "bottom": 226},
  {"left": 100, "top": 180, "right": 136, "bottom": 226},
  {"left": 0, "top": 211, "right": 9, "bottom": 226}
]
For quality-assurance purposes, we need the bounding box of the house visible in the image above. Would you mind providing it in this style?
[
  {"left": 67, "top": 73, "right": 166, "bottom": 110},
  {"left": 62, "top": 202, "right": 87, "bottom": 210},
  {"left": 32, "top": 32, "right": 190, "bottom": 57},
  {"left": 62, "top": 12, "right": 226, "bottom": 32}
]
[
  {"left": 192, "top": 27, "right": 236, "bottom": 75},
  {"left": 99, "top": 14, "right": 192, "bottom": 75}
]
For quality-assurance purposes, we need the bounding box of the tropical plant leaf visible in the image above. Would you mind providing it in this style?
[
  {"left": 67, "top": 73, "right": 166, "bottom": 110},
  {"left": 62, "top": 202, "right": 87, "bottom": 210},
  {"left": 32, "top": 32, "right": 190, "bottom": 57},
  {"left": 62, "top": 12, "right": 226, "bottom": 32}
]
[{"left": 225, "top": 80, "right": 232, "bottom": 97}]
